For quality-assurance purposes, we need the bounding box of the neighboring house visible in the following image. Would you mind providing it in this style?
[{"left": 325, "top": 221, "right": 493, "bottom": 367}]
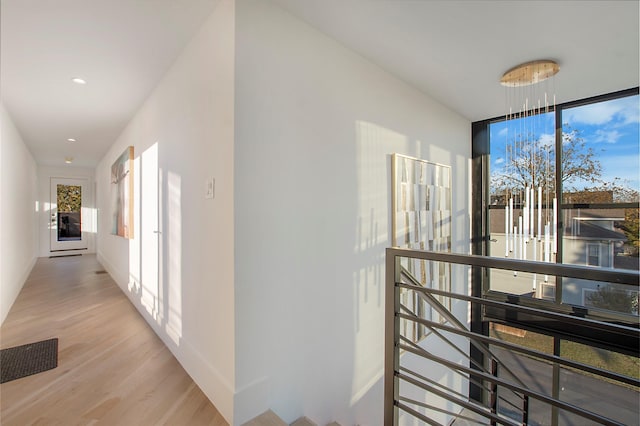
[
  {"left": 488, "top": 206, "right": 639, "bottom": 314},
  {"left": 563, "top": 211, "right": 638, "bottom": 312}
]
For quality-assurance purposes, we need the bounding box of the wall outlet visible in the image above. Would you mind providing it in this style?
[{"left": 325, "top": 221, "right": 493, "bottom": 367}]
[{"left": 206, "top": 177, "right": 215, "bottom": 199}]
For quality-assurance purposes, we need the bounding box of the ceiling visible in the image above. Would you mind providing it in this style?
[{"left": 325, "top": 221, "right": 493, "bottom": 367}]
[
  {"left": 1, "top": 0, "right": 219, "bottom": 168},
  {"left": 2, "top": 1, "right": 638, "bottom": 168},
  {"left": 272, "top": 0, "right": 640, "bottom": 120}
]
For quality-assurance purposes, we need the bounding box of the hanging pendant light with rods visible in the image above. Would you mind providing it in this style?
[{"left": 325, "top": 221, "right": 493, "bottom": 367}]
[{"left": 500, "top": 59, "right": 560, "bottom": 293}]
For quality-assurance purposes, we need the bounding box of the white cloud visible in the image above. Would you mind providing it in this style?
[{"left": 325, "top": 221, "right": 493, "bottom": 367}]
[
  {"left": 619, "top": 96, "right": 640, "bottom": 124},
  {"left": 593, "top": 129, "right": 622, "bottom": 144},
  {"left": 564, "top": 95, "right": 639, "bottom": 126},
  {"left": 538, "top": 133, "right": 555, "bottom": 148},
  {"left": 494, "top": 157, "right": 504, "bottom": 165},
  {"left": 564, "top": 102, "right": 620, "bottom": 125}
]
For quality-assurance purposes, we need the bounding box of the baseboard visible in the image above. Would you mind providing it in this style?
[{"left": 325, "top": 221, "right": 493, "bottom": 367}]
[
  {"left": 96, "top": 251, "right": 128, "bottom": 288},
  {"left": 176, "top": 339, "right": 235, "bottom": 425},
  {"left": 96, "top": 250, "right": 234, "bottom": 424},
  {"left": 233, "top": 376, "right": 271, "bottom": 425},
  {"left": 0, "top": 255, "right": 37, "bottom": 325}
]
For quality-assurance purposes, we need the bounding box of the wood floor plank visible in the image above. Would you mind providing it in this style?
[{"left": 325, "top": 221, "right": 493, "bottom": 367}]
[{"left": 0, "top": 255, "right": 227, "bottom": 426}]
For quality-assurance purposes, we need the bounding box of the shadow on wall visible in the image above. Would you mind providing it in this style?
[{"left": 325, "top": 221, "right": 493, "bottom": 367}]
[
  {"left": 349, "top": 121, "right": 406, "bottom": 416},
  {"left": 352, "top": 121, "right": 470, "bottom": 424},
  {"left": 127, "top": 141, "right": 184, "bottom": 347}
]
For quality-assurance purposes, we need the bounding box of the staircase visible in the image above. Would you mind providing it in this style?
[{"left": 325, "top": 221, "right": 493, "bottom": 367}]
[{"left": 241, "top": 410, "right": 342, "bottom": 426}]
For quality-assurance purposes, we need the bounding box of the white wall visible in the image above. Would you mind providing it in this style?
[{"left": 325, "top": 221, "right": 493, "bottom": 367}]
[
  {"left": 0, "top": 102, "right": 38, "bottom": 324},
  {"left": 36, "top": 166, "right": 96, "bottom": 257},
  {"left": 234, "top": 1, "right": 471, "bottom": 424},
  {"left": 95, "top": 1, "right": 235, "bottom": 422}
]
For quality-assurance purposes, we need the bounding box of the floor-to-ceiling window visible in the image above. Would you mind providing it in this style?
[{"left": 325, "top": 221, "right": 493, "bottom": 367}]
[
  {"left": 560, "top": 95, "right": 639, "bottom": 313},
  {"left": 480, "top": 88, "right": 639, "bottom": 317},
  {"left": 471, "top": 88, "right": 639, "bottom": 425}
]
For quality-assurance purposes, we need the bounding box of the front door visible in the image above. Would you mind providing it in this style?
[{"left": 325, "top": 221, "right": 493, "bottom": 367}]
[{"left": 50, "top": 177, "right": 89, "bottom": 251}]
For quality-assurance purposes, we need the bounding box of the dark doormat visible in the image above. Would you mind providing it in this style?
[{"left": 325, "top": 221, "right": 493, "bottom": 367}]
[{"left": 0, "top": 338, "right": 58, "bottom": 384}]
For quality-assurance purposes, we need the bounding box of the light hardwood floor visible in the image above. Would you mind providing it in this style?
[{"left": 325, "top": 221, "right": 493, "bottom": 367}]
[{"left": 0, "top": 254, "right": 228, "bottom": 426}]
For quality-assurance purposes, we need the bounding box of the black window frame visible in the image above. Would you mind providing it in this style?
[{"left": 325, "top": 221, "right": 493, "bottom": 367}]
[{"left": 471, "top": 86, "right": 640, "bottom": 355}]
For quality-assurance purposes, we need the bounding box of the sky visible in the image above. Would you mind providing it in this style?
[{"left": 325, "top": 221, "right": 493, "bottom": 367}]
[{"left": 490, "top": 93, "right": 640, "bottom": 194}]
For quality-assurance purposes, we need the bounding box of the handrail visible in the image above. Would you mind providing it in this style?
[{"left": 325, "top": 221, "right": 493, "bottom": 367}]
[
  {"left": 384, "top": 248, "right": 640, "bottom": 426},
  {"left": 387, "top": 247, "right": 639, "bottom": 285}
]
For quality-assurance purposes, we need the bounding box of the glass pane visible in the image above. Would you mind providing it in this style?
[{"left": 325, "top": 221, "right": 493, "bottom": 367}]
[
  {"left": 489, "top": 111, "right": 556, "bottom": 206},
  {"left": 488, "top": 94, "right": 640, "bottom": 300},
  {"left": 488, "top": 112, "right": 559, "bottom": 298},
  {"left": 562, "top": 95, "right": 640, "bottom": 273},
  {"left": 561, "top": 95, "right": 639, "bottom": 203},
  {"left": 560, "top": 340, "right": 639, "bottom": 380},
  {"left": 560, "top": 269, "right": 638, "bottom": 316},
  {"left": 57, "top": 184, "right": 82, "bottom": 241},
  {"left": 558, "top": 365, "right": 638, "bottom": 425},
  {"left": 490, "top": 324, "right": 554, "bottom": 425},
  {"left": 562, "top": 205, "right": 639, "bottom": 272},
  {"left": 560, "top": 339, "right": 639, "bottom": 425}
]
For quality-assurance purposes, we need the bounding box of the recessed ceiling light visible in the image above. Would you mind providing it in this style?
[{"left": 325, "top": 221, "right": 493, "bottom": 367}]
[
  {"left": 65, "top": 157, "right": 74, "bottom": 164},
  {"left": 67, "top": 138, "right": 76, "bottom": 142},
  {"left": 71, "top": 77, "right": 87, "bottom": 85}
]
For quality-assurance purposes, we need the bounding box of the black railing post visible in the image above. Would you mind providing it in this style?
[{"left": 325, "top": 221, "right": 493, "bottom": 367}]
[
  {"left": 471, "top": 120, "right": 491, "bottom": 404},
  {"left": 384, "top": 250, "right": 400, "bottom": 426},
  {"left": 523, "top": 395, "right": 529, "bottom": 425},
  {"left": 490, "top": 358, "right": 498, "bottom": 426}
]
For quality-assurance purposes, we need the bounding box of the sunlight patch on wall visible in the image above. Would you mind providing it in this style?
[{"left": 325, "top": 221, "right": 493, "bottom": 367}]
[
  {"left": 81, "top": 207, "right": 97, "bottom": 234},
  {"left": 129, "top": 154, "right": 141, "bottom": 295},
  {"left": 140, "top": 143, "right": 161, "bottom": 322},
  {"left": 350, "top": 121, "right": 407, "bottom": 405},
  {"left": 165, "top": 170, "right": 182, "bottom": 345}
]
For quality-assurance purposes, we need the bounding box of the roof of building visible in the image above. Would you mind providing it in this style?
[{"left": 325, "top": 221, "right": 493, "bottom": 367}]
[{"left": 564, "top": 221, "right": 626, "bottom": 241}]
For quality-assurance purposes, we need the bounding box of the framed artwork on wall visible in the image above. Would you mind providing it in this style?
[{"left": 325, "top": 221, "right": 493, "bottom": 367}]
[
  {"left": 391, "top": 153, "right": 452, "bottom": 342},
  {"left": 111, "top": 146, "right": 134, "bottom": 239}
]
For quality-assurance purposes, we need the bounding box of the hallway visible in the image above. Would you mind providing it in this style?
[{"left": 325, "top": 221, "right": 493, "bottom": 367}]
[{"left": 0, "top": 254, "right": 227, "bottom": 425}]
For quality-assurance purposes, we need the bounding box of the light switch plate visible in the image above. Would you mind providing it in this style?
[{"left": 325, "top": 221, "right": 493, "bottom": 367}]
[{"left": 206, "top": 177, "right": 215, "bottom": 199}]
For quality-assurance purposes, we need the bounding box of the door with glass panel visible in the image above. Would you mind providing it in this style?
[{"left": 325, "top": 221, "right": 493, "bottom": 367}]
[{"left": 50, "top": 178, "right": 88, "bottom": 251}]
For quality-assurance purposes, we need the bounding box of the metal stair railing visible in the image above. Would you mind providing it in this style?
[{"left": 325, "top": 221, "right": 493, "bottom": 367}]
[
  {"left": 399, "top": 265, "right": 531, "bottom": 424},
  {"left": 384, "top": 248, "right": 639, "bottom": 426}
]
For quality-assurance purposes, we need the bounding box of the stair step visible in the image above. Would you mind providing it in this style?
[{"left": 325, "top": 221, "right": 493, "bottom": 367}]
[
  {"left": 241, "top": 410, "right": 342, "bottom": 426},
  {"left": 241, "top": 410, "right": 288, "bottom": 426},
  {"left": 291, "top": 417, "right": 317, "bottom": 426}
]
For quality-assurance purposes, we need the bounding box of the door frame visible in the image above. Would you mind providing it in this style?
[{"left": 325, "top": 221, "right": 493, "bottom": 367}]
[{"left": 50, "top": 177, "right": 89, "bottom": 252}]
